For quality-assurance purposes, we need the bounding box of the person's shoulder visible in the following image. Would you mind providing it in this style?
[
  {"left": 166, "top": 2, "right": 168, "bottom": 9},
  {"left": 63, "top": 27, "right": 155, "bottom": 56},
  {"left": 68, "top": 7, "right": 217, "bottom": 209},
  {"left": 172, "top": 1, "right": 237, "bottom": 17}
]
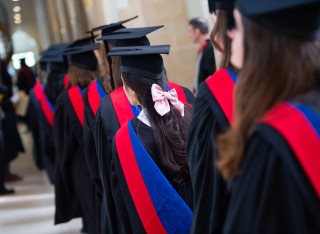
[
  {"left": 253, "top": 123, "right": 294, "bottom": 157},
  {"left": 203, "top": 40, "right": 214, "bottom": 55}
]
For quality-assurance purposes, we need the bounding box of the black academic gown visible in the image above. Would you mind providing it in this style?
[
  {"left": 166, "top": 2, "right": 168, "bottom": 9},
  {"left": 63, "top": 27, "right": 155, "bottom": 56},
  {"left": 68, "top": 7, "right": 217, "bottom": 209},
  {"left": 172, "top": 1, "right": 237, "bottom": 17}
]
[
  {"left": 82, "top": 78, "right": 106, "bottom": 234},
  {"left": 38, "top": 105, "right": 55, "bottom": 184},
  {"left": 187, "top": 81, "right": 230, "bottom": 234},
  {"left": 28, "top": 89, "right": 45, "bottom": 170},
  {"left": 95, "top": 83, "right": 194, "bottom": 234},
  {"left": 0, "top": 85, "right": 24, "bottom": 163},
  {"left": 0, "top": 85, "right": 23, "bottom": 189},
  {"left": 222, "top": 123, "right": 320, "bottom": 234},
  {"left": 95, "top": 92, "right": 124, "bottom": 234},
  {"left": 53, "top": 90, "right": 97, "bottom": 233},
  {"left": 38, "top": 77, "right": 62, "bottom": 183},
  {"left": 17, "top": 66, "right": 36, "bottom": 94},
  {"left": 198, "top": 40, "right": 216, "bottom": 86},
  {"left": 110, "top": 118, "right": 193, "bottom": 233}
]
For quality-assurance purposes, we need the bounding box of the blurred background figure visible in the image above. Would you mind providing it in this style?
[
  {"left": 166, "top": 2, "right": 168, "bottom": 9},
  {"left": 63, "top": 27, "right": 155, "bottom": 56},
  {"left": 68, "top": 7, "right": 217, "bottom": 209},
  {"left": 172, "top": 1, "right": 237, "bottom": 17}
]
[
  {"left": 188, "top": 17, "right": 216, "bottom": 94},
  {"left": 17, "top": 58, "right": 36, "bottom": 95}
]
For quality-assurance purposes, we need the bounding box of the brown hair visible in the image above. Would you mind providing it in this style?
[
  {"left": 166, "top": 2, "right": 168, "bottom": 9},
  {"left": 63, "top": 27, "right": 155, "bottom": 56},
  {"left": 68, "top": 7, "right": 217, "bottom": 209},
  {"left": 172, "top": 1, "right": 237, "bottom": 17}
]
[
  {"left": 68, "top": 65, "right": 98, "bottom": 88},
  {"left": 210, "top": 10, "right": 232, "bottom": 69},
  {"left": 100, "top": 41, "right": 123, "bottom": 92},
  {"left": 217, "top": 17, "right": 320, "bottom": 180}
]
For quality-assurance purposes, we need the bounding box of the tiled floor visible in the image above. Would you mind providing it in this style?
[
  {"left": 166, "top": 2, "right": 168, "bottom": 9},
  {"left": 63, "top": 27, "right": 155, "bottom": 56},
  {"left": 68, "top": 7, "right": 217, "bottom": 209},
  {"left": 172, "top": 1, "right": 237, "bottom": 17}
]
[{"left": 0, "top": 125, "right": 82, "bottom": 234}]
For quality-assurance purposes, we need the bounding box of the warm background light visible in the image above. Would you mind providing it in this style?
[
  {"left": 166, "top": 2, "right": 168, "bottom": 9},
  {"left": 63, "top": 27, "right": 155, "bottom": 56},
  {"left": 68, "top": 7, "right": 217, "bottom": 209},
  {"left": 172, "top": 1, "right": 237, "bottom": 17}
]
[
  {"left": 14, "top": 18, "right": 22, "bottom": 24},
  {"left": 13, "top": 6, "right": 21, "bottom": 12},
  {"left": 13, "top": 13, "right": 21, "bottom": 20}
]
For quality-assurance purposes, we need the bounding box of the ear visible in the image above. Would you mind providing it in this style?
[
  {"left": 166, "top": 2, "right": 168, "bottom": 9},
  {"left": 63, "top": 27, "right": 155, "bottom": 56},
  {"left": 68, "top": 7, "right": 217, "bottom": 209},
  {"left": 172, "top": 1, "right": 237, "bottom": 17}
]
[{"left": 195, "top": 27, "right": 201, "bottom": 35}]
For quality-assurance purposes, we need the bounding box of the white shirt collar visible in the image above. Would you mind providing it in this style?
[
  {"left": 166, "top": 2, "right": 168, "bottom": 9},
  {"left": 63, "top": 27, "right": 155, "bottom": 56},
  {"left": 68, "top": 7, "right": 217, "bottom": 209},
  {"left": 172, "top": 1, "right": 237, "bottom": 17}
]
[{"left": 137, "top": 108, "right": 151, "bottom": 127}]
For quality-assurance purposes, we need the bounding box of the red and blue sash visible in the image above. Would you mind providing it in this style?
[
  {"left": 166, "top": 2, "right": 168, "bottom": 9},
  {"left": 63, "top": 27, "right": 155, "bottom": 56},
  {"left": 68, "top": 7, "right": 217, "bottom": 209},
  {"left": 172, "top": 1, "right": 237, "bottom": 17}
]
[
  {"left": 110, "top": 87, "right": 140, "bottom": 127},
  {"left": 33, "top": 82, "right": 44, "bottom": 102},
  {"left": 88, "top": 79, "right": 107, "bottom": 116},
  {"left": 63, "top": 74, "right": 69, "bottom": 90},
  {"left": 167, "top": 81, "right": 188, "bottom": 104},
  {"left": 261, "top": 102, "right": 320, "bottom": 197},
  {"left": 115, "top": 121, "right": 192, "bottom": 233},
  {"left": 40, "top": 94, "right": 55, "bottom": 127},
  {"left": 68, "top": 85, "right": 85, "bottom": 127},
  {"left": 205, "top": 68, "right": 237, "bottom": 124}
]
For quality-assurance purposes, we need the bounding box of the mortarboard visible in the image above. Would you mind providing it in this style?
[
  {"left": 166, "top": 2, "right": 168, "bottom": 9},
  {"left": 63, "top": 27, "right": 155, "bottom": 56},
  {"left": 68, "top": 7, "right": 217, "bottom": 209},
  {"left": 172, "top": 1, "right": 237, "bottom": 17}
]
[
  {"left": 97, "top": 24, "right": 159, "bottom": 89},
  {"left": 108, "top": 45, "right": 170, "bottom": 80},
  {"left": 208, "top": 0, "right": 235, "bottom": 29},
  {"left": 62, "top": 43, "right": 100, "bottom": 71},
  {"left": 208, "top": 0, "right": 234, "bottom": 12},
  {"left": 41, "top": 43, "right": 69, "bottom": 54},
  {"left": 40, "top": 43, "right": 69, "bottom": 63},
  {"left": 86, "top": 15, "right": 138, "bottom": 40},
  {"left": 97, "top": 26, "right": 163, "bottom": 41},
  {"left": 40, "top": 43, "right": 70, "bottom": 71},
  {"left": 237, "top": 0, "right": 320, "bottom": 39}
]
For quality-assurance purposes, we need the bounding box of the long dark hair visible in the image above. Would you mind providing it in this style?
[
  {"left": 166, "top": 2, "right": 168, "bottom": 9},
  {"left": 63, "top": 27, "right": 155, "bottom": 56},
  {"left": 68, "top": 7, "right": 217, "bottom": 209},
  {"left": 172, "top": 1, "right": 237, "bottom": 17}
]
[
  {"left": 217, "top": 16, "right": 320, "bottom": 180},
  {"left": 122, "top": 72, "right": 192, "bottom": 185},
  {"left": 211, "top": 10, "right": 232, "bottom": 69},
  {"left": 101, "top": 41, "right": 123, "bottom": 92}
]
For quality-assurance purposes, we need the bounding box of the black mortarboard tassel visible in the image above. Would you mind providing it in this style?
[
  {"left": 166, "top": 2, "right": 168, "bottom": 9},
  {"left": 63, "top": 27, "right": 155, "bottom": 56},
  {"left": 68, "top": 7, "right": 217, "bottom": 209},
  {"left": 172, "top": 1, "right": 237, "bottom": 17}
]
[{"left": 108, "top": 45, "right": 170, "bottom": 80}]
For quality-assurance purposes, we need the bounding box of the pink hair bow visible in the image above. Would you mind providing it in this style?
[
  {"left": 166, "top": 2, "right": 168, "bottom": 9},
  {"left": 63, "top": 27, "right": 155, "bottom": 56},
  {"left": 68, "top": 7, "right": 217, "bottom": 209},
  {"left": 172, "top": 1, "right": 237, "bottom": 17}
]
[{"left": 151, "top": 84, "right": 185, "bottom": 116}]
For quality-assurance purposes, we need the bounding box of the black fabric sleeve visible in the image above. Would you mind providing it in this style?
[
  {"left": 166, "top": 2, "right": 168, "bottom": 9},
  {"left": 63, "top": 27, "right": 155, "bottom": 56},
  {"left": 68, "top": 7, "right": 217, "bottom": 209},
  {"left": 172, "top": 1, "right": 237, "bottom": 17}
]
[
  {"left": 187, "top": 82, "right": 229, "bottom": 234},
  {"left": 223, "top": 125, "right": 320, "bottom": 234},
  {"left": 83, "top": 88, "right": 102, "bottom": 194},
  {"left": 198, "top": 42, "right": 216, "bottom": 85},
  {"left": 95, "top": 96, "right": 123, "bottom": 234},
  {"left": 181, "top": 86, "right": 195, "bottom": 105},
  {"left": 53, "top": 92, "right": 82, "bottom": 224}
]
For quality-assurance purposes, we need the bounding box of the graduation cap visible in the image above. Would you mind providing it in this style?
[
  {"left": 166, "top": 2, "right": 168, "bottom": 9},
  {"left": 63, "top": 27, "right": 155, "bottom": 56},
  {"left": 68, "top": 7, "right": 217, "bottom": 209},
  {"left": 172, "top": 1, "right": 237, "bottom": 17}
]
[
  {"left": 108, "top": 45, "right": 170, "bottom": 80},
  {"left": 42, "top": 43, "right": 70, "bottom": 55},
  {"left": 208, "top": 0, "right": 235, "bottom": 29},
  {"left": 64, "top": 36, "right": 95, "bottom": 52},
  {"left": 40, "top": 43, "right": 69, "bottom": 63},
  {"left": 97, "top": 25, "right": 163, "bottom": 42},
  {"left": 208, "top": 0, "right": 234, "bottom": 13},
  {"left": 62, "top": 43, "right": 100, "bottom": 71},
  {"left": 86, "top": 15, "right": 138, "bottom": 40},
  {"left": 237, "top": 0, "right": 320, "bottom": 39},
  {"left": 40, "top": 43, "right": 70, "bottom": 71}
]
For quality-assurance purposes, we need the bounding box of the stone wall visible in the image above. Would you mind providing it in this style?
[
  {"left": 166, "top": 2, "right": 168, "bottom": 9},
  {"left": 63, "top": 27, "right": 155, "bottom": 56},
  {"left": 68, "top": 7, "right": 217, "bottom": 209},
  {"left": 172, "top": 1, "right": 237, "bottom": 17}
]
[{"left": 117, "top": 0, "right": 198, "bottom": 88}]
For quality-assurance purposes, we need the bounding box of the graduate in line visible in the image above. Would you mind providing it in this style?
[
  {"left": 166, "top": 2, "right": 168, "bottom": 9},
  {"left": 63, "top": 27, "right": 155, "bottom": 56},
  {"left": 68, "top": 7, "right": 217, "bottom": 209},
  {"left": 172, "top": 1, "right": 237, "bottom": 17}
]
[
  {"left": 94, "top": 25, "right": 195, "bottom": 233},
  {"left": 109, "top": 45, "right": 193, "bottom": 233},
  {"left": 187, "top": 0, "right": 237, "bottom": 233},
  {"left": 53, "top": 38, "right": 100, "bottom": 233},
  {"left": 219, "top": 0, "right": 320, "bottom": 233},
  {"left": 36, "top": 44, "right": 69, "bottom": 184},
  {"left": 0, "top": 83, "right": 21, "bottom": 195},
  {"left": 82, "top": 18, "right": 141, "bottom": 234}
]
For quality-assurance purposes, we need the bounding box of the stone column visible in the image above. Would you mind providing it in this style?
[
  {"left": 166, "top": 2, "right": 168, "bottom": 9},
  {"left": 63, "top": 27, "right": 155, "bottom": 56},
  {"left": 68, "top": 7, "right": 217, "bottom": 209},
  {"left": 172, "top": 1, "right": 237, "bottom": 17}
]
[
  {"left": 34, "top": 0, "right": 51, "bottom": 49},
  {"left": 55, "top": 0, "right": 72, "bottom": 42},
  {"left": 46, "top": 0, "right": 62, "bottom": 43}
]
